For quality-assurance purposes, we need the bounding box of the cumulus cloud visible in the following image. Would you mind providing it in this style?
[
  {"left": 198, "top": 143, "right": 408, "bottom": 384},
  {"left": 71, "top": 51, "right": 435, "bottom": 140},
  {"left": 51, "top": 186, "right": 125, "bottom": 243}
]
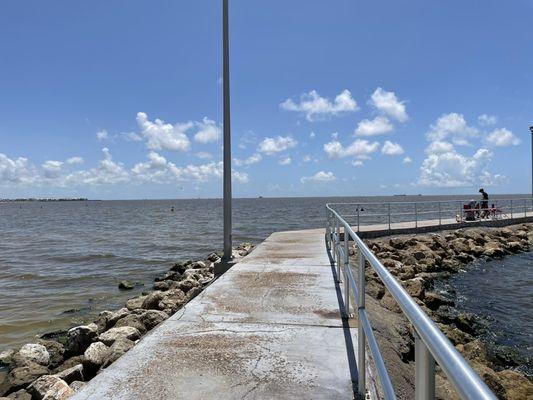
[
  {"left": 486, "top": 128, "right": 521, "bottom": 147},
  {"left": 355, "top": 116, "right": 393, "bottom": 136},
  {"left": 478, "top": 114, "right": 497, "bottom": 126},
  {"left": 96, "top": 130, "right": 108, "bottom": 141},
  {"left": 370, "top": 88, "right": 408, "bottom": 122},
  {"left": 280, "top": 90, "right": 358, "bottom": 121},
  {"left": 66, "top": 157, "right": 83, "bottom": 165},
  {"left": 258, "top": 136, "right": 297, "bottom": 155},
  {"left": 309, "top": 132, "right": 316, "bottom": 139},
  {"left": 419, "top": 147, "right": 501, "bottom": 187},
  {"left": 278, "top": 157, "right": 291, "bottom": 165},
  {"left": 301, "top": 171, "right": 337, "bottom": 183},
  {"left": 193, "top": 117, "right": 222, "bottom": 143},
  {"left": 234, "top": 153, "right": 262, "bottom": 167},
  {"left": 425, "top": 140, "right": 455, "bottom": 155},
  {"left": 195, "top": 152, "right": 213, "bottom": 160},
  {"left": 426, "top": 113, "right": 478, "bottom": 144},
  {"left": 136, "top": 112, "right": 191, "bottom": 152},
  {"left": 403, "top": 156, "right": 412, "bottom": 164},
  {"left": 42, "top": 160, "right": 64, "bottom": 178},
  {"left": 0, "top": 154, "right": 36, "bottom": 184},
  {"left": 323, "top": 139, "right": 379, "bottom": 159},
  {"left": 381, "top": 141, "right": 404, "bottom": 155}
]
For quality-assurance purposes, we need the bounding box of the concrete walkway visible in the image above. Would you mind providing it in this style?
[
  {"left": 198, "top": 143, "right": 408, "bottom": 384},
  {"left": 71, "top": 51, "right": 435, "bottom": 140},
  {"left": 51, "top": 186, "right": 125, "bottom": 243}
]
[{"left": 72, "top": 229, "right": 359, "bottom": 400}]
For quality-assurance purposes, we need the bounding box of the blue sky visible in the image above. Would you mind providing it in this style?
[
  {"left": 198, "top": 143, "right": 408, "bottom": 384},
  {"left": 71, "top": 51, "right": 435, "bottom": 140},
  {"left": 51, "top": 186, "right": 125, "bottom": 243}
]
[{"left": 1, "top": 0, "right": 532, "bottom": 199}]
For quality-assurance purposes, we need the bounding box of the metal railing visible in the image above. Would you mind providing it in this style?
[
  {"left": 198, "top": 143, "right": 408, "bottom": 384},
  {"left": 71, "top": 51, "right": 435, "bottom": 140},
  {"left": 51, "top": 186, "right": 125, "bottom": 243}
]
[
  {"left": 325, "top": 203, "right": 497, "bottom": 400},
  {"left": 328, "top": 197, "right": 533, "bottom": 232}
]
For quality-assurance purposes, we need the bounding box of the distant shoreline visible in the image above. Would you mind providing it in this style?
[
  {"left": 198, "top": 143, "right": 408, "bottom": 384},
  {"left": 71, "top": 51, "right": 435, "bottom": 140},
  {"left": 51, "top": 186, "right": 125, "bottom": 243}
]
[{"left": 0, "top": 198, "right": 89, "bottom": 202}]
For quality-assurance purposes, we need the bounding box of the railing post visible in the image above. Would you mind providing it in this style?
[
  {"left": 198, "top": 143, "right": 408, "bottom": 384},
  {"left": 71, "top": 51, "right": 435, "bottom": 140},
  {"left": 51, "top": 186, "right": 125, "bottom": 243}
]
[
  {"left": 438, "top": 201, "right": 441, "bottom": 225},
  {"left": 415, "top": 203, "right": 418, "bottom": 228},
  {"left": 459, "top": 202, "right": 463, "bottom": 223},
  {"left": 336, "top": 218, "right": 340, "bottom": 265},
  {"left": 344, "top": 230, "right": 350, "bottom": 317},
  {"left": 336, "top": 221, "right": 341, "bottom": 281},
  {"left": 357, "top": 205, "right": 360, "bottom": 232},
  {"left": 326, "top": 211, "right": 331, "bottom": 250},
  {"left": 415, "top": 330, "right": 436, "bottom": 400},
  {"left": 388, "top": 202, "right": 391, "bottom": 231},
  {"left": 357, "top": 249, "right": 366, "bottom": 397},
  {"left": 510, "top": 199, "right": 513, "bottom": 218},
  {"left": 525, "top": 199, "right": 528, "bottom": 218}
]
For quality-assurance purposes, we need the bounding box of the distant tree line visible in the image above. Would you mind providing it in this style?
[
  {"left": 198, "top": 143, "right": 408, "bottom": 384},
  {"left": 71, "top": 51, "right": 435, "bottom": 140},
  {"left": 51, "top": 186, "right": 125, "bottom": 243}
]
[{"left": 0, "top": 198, "right": 89, "bottom": 202}]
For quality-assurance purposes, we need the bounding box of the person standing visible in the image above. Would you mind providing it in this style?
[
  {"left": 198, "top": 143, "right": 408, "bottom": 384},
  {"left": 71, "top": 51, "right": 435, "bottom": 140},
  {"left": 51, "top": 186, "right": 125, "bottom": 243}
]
[{"left": 479, "top": 188, "right": 489, "bottom": 218}]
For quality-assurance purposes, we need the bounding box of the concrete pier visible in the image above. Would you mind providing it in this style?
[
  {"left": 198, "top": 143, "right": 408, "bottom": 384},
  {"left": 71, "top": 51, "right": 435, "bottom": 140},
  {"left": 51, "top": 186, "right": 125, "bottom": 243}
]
[{"left": 72, "top": 229, "right": 360, "bottom": 399}]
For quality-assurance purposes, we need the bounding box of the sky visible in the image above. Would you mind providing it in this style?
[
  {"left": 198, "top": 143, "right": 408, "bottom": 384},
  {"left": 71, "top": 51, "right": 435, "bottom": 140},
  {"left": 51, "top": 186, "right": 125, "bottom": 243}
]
[{"left": 1, "top": 0, "right": 532, "bottom": 199}]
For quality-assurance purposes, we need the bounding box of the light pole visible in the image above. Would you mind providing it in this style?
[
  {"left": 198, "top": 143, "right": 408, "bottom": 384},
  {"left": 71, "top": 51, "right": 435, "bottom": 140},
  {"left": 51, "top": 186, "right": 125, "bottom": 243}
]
[
  {"left": 222, "top": 0, "right": 232, "bottom": 261},
  {"left": 530, "top": 126, "right": 533, "bottom": 200}
]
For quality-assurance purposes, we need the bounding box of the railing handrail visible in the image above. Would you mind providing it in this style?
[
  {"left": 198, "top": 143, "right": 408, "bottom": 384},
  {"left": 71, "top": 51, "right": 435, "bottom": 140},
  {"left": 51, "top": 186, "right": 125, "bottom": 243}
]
[
  {"left": 325, "top": 203, "right": 497, "bottom": 400},
  {"left": 327, "top": 196, "right": 532, "bottom": 207}
]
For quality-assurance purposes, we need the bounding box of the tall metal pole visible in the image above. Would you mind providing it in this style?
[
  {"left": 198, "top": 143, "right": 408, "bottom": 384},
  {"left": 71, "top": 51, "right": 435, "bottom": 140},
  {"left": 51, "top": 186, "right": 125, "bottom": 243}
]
[
  {"left": 222, "top": 0, "right": 232, "bottom": 261},
  {"left": 530, "top": 127, "right": 533, "bottom": 200}
]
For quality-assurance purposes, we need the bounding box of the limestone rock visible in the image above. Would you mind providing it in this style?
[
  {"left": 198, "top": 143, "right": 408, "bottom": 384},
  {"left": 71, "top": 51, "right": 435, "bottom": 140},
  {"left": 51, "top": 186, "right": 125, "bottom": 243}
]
[
  {"left": 54, "top": 364, "right": 83, "bottom": 384},
  {"left": 102, "top": 338, "right": 135, "bottom": 368},
  {"left": 17, "top": 344, "right": 50, "bottom": 367},
  {"left": 141, "top": 291, "right": 164, "bottom": 310},
  {"left": 138, "top": 310, "right": 169, "bottom": 330},
  {"left": 69, "top": 381, "right": 85, "bottom": 392},
  {"left": 118, "top": 280, "right": 134, "bottom": 290},
  {"left": 98, "top": 327, "right": 141, "bottom": 346},
  {"left": 65, "top": 324, "right": 98, "bottom": 356},
  {"left": 114, "top": 314, "right": 147, "bottom": 334},
  {"left": 27, "top": 375, "right": 73, "bottom": 400},
  {"left": 0, "top": 350, "right": 15, "bottom": 366},
  {"left": 37, "top": 341, "right": 64, "bottom": 369},
  {"left": 5, "top": 389, "right": 31, "bottom": 400},
  {"left": 403, "top": 277, "right": 425, "bottom": 299},
  {"left": 6, "top": 363, "right": 49, "bottom": 394},
  {"left": 496, "top": 369, "right": 533, "bottom": 399},
  {"left": 83, "top": 342, "right": 110, "bottom": 370},
  {"left": 126, "top": 295, "right": 147, "bottom": 311}
]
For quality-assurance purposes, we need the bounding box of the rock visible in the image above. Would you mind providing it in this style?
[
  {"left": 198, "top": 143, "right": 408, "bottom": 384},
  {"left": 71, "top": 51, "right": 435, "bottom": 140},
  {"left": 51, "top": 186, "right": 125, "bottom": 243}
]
[
  {"left": 102, "top": 338, "right": 135, "bottom": 368},
  {"left": 0, "top": 350, "right": 15, "bottom": 366},
  {"left": 65, "top": 324, "right": 98, "bottom": 356},
  {"left": 185, "top": 286, "right": 203, "bottom": 302},
  {"left": 37, "top": 341, "right": 64, "bottom": 369},
  {"left": 126, "top": 295, "right": 147, "bottom": 311},
  {"left": 455, "top": 313, "right": 485, "bottom": 336},
  {"left": 98, "top": 327, "right": 141, "bottom": 346},
  {"left": 423, "top": 292, "right": 453, "bottom": 310},
  {"left": 52, "top": 356, "right": 85, "bottom": 375},
  {"left": 118, "top": 280, "right": 134, "bottom": 290},
  {"left": 16, "top": 344, "right": 50, "bottom": 367},
  {"left": 403, "top": 277, "right": 425, "bottom": 299},
  {"left": 155, "top": 271, "right": 179, "bottom": 282},
  {"left": 207, "top": 253, "right": 220, "bottom": 262},
  {"left": 141, "top": 291, "right": 164, "bottom": 310},
  {"left": 27, "top": 375, "right": 73, "bottom": 400},
  {"left": 93, "top": 310, "right": 115, "bottom": 333},
  {"left": 178, "top": 278, "right": 197, "bottom": 293},
  {"left": 138, "top": 310, "right": 169, "bottom": 330},
  {"left": 153, "top": 281, "right": 171, "bottom": 291},
  {"left": 5, "top": 389, "right": 31, "bottom": 400},
  {"left": 6, "top": 363, "right": 49, "bottom": 394},
  {"left": 496, "top": 369, "right": 533, "bottom": 399},
  {"left": 107, "top": 308, "right": 130, "bottom": 326},
  {"left": 190, "top": 260, "right": 206, "bottom": 269},
  {"left": 54, "top": 364, "right": 83, "bottom": 384},
  {"left": 437, "top": 324, "right": 473, "bottom": 346},
  {"left": 483, "top": 241, "right": 506, "bottom": 258},
  {"left": 379, "top": 292, "right": 401, "bottom": 313},
  {"left": 158, "top": 289, "right": 187, "bottom": 312},
  {"left": 170, "top": 260, "right": 192, "bottom": 274},
  {"left": 114, "top": 314, "right": 147, "bottom": 334},
  {"left": 69, "top": 381, "right": 85, "bottom": 392},
  {"left": 83, "top": 342, "right": 110, "bottom": 372},
  {"left": 456, "top": 340, "right": 489, "bottom": 364}
]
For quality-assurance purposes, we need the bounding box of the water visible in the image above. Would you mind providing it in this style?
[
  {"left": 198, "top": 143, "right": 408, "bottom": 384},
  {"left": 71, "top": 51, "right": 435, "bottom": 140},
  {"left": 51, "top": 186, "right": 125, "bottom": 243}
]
[
  {"left": 448, "top": 252, "right": 533, "bottom": 371},
  {"left": 0, "top": 194, "right": 526, "bottom": 350}
]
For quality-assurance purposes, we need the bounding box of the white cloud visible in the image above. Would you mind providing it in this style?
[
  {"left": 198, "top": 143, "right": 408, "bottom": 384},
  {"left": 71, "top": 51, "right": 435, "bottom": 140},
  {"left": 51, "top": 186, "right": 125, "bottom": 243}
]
[
  {"left": 280, "top": 89, "right": 358, "bottom": 121},
  {"left": 96, "top": 130, "right": 108, "bottom": 141},
  {"left": 234, "top": 153, "right": 262, "bottom": 166},
  {"left": 0, "top": 154, "right": 36, "bottom": 185},
  {"left": 355, "top": 116, "right": 393, "bottom": 136},
  {"left": 486, "top": 128, "right": 521, "bottom": 147},
  {"left": 352, "top": 160, "right": 364, "bottom": 167},
  {"left": 167, "top": 161, "right": 248, "bottom": 184},
  {"left": 62, "top": 148, "right": 130, "bottom": 186},
  {"left": 278, "top": 157, "right": 291, "bottom": 165},
  {"left": 419, "top": 147, "right": 502, "bottom": 187},
  {"left": 426, "top": 113, "right": 478, "bottom": 144},
  {"left": 324, "top": 139, "right": 379, "bottom": 159},
  {"left": 301, "top": 171, "right": 337, "bottom": 183},
  {"left": 258, "top": 136, "right": 297, "bottom": 155},
  {"left": 381, "top": 141, "right": 404, "bottom": 155},
  {"left": 370, "top": 88, "right": 408, "bottom": 122},
  {"left": 66, "top": 157, "right": 84, "bottom": 165},
  {"left": 309, "top": 132, "right": 316, "bottom": 139},
  {"left": 232, "top": 170, "right": 250, "bottom": 184},
  {"left": 425, "top": 140, "right": 455, "bottom": 155},
  {"left": 42, "top": 160, "right": 64, "bottom": 178},
  {"left": 131, "top": 152, "right": 169, "bottom": 183},
  {"left": 478, "top": 114, "right": 497, "bottom": 126},
  {"left": 403, "top": 156, "right": 412, "bottom": 164},
  {"left": 193, "top": 117, "right": 222, "bottom": 143},
  {"left": 195, "top": 151, "right": 213, "bottom": 159},
  {"left": 136, "top": 112, "right": 191, "bottom": 152}
]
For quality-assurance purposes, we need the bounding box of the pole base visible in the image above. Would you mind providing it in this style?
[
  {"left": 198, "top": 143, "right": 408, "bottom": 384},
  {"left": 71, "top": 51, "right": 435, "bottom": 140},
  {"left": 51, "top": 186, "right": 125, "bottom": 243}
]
[{"left": 214, "top": 258, "right": 237, "bottom": 277}]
